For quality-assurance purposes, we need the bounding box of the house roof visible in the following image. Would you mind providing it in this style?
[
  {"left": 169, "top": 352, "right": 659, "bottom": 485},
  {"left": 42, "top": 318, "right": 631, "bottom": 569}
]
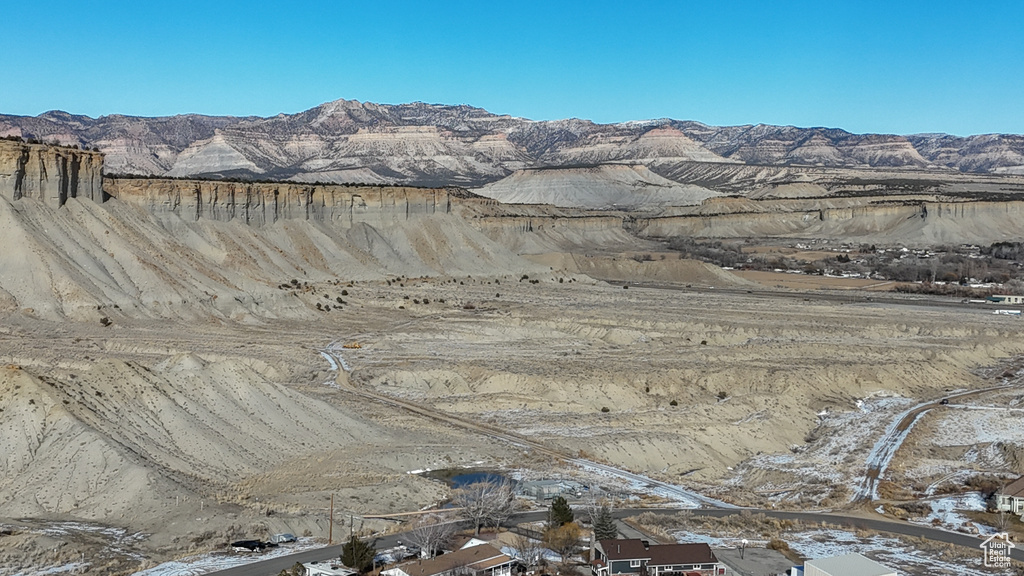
[
  {"left": 597, "top": 539, "right": 717, "bottom": 565},
  {"left": 599, "top": 539, "right": 651, "bottom": 561},
  {"left": 1001, "top": 476, "right": 1024, "bottom": 499},
  {"left": 804, "top": 553, "right": 895, "bottom": 576},
  {"left": 451, "top": 535, "right": 491, "bottom": 551},
  {"left": 394, "top": 544, "right": 512, "bottom": 576}
]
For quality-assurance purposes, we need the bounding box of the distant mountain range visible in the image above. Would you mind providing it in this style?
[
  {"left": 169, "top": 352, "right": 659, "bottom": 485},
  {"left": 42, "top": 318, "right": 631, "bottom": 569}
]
[{"left": 2, "top": 99, "right": 1023, "bottom": 187}]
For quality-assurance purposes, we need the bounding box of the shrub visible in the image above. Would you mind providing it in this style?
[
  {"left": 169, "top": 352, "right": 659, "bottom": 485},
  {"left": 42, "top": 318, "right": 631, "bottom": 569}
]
[
  {"left": 601, "top": 407, "right": 610, "bottom": 413},
  {"left": 670, "top": 400, "right": 678, "bottom": 406},
  {"left": 717, "top": 391, "right": 728, "bottom": 400},
  {"left": 341, "top": 290, "right": 348, "bottom": 296}
]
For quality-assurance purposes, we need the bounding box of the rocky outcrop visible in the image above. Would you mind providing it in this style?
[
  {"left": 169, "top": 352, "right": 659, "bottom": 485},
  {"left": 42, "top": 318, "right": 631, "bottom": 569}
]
[
  {"left": 0, "top": 140, "right": 104, "bottom": 205},
  {"left": 635, "top": 198, "right": 1024, "bottom": 244},
  {"left": 103, "top": 178, "right": 464, "bottom": 226}
]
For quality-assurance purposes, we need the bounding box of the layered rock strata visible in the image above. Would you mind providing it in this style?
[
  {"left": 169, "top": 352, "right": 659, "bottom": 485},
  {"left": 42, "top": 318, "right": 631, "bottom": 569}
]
[
  {"left": 0, "top": 140, "right": 104, "bottom": 205},
  {"left": 103, "top": 178, "right": 465, "bottom": 226}
]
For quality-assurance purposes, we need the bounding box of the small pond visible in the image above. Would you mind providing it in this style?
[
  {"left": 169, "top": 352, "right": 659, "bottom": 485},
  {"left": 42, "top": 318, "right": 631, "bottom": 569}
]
[{"left": 420, "top": 468, "right": 514, "bottom": 488}]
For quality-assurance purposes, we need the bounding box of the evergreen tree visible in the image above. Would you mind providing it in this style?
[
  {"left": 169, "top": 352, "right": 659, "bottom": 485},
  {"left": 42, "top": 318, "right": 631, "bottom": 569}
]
[
  {"left": 548, "top": 495, "right": 574, "bottom": 527},
  {"left": 593, "top": 504, "right": 617, "bottom": 541},
  {"left": 341, "top": 535, "right": 375, "bottom": 573}
]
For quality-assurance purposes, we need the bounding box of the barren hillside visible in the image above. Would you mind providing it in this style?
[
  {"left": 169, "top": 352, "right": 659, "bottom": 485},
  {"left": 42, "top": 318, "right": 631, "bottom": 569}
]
[{"left": 4, "top": 100, "right": 1024, "bottom": 187}]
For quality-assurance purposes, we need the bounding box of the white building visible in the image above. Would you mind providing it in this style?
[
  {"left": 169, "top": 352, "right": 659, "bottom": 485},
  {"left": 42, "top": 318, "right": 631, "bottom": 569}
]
[
  {"left": 990, "top": 294, "right": 1024, "bottom": 305},
  {"left": 996, "top": 476, "right": 1024, "bottom": 514},
  {"left": 305, "top": 561, "right": 357, "bottom": 576},
  {"left": 803, "top": 553, "right": 896, "bottom": 576}
]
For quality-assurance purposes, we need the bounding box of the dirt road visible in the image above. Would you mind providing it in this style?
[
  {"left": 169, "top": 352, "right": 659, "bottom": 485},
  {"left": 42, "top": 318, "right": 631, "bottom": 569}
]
[{"left": 854, "top": 384, "right": 1016, "bottom": 501}]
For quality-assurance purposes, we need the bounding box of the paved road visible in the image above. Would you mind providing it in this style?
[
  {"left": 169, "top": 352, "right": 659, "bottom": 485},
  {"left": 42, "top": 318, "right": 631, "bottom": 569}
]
[{"left": 205, "top": 507, "right": 1022, "bottom": 575}]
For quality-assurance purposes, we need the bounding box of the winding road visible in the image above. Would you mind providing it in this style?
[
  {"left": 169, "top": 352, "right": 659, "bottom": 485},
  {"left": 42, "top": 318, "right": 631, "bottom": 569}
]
[{"left": 204, "top": 506, "right": 1024, "bottom": 576}]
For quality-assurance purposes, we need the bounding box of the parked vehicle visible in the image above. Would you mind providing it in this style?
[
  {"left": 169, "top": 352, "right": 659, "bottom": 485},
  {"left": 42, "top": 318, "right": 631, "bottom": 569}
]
[
  {"left": 272, "top": 533, "right": 297, "bottom": 544},
  {"left": 231, "top": 539, "right": 265, "bottom": 552}
]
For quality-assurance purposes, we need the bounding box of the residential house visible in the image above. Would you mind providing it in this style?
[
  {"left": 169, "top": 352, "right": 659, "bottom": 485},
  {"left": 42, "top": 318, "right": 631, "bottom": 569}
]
[
  {"left": 382, "top": 543, "right": 515, "bottom": 576},
  {"left": 591, "top": 539, "right": 726, "bottom": 576},
  {"left": 989, "top": 295, "right": 1024, "bottom": 305},
  {"left": 304, "top": 561, "right": 357, "bottom": 576},
  {"left": 996, "top": 476, "right": 1024, "bottom": 515}
]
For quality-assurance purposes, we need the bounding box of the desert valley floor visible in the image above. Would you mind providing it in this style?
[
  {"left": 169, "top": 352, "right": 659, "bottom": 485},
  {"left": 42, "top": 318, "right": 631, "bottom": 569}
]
[{"left": 4, "top": 268, "right": 1024, "bottom": 573}]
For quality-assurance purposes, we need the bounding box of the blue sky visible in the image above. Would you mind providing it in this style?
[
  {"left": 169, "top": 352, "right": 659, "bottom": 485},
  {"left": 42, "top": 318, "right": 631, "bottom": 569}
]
[{"left": 3, "top": 1, "right": 1022, "bottom": 135}]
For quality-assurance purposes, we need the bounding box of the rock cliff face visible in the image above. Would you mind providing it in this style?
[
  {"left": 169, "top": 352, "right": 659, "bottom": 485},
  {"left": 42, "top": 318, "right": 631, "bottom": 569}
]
[
  {"left": 103, "top": 178, "right": 465, "bottom": 226},
  {"left": 0, "top": 140, "right": 104, "bottom": 205},
  {"left": 635, "top": 198, "right": 1024, "bottom": 244}
]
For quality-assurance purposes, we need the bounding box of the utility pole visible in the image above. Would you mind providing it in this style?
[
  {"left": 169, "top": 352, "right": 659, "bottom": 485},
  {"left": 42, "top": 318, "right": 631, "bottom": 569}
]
[{"left": 329, "top": 494, "right": 334, "bottom": 545}]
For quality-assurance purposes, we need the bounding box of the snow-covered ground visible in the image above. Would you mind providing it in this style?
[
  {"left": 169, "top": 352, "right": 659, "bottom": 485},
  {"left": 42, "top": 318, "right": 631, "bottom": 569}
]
[
  {"left": 8, "top": 563, "right": 88, "bottom": 576},
  {"left": 571, "top": 460, "right": 708, "bottom": 508},
  {"left": 908, "top": 493, "right": 996, "bottom": 535},
  {"left": 675, "top": 528, "right": 1013, "bottom": 576},
  {"left": 726, "top": 394, "right": 916, "bottom": 503},
  {"left": 129, "top": 538, "right": 323, "bottom": 576},
  {"left": 3, "top": 522, "right": 147, "bottom": 576},
  {"left": 930, "top": 403, "right": 1024, "bottom": 446}
]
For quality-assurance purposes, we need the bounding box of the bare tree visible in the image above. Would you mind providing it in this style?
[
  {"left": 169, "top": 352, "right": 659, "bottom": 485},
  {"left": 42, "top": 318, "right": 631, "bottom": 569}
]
[
  {"left": 453, "top": 480, "right": 517, "bottom": 535},
  {"left": 405, "top": 513, "right": 457, "bottom": 558},
  {"left": 579, "top": 488, "right": 610, "bottom": 527},
  {"left": 511, "top": 531, "right": 544, "bottom": 572},
  {"left": 484, "top": 480, "right": 518, "bottom": 530}
]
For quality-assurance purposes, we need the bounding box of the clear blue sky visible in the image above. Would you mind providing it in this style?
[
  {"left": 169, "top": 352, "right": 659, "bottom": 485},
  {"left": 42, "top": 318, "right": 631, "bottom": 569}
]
[{"left": 3, "top": 0, "right": 1022, "bottom": 136}]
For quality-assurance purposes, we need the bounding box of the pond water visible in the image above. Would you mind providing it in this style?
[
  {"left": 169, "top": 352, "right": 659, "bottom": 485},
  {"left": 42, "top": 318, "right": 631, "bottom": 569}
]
[{"left": 421, "top": 468, "right": 512, "bottom": 488}]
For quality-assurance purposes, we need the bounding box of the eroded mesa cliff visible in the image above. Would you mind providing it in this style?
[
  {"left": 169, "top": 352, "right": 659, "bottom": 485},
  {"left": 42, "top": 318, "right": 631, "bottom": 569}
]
[
  {"left": 103, "top": 177, "right": 467, "bottom": 226},
  {"left": 0, "top": 140, "right": 104, "bottom": 205}
]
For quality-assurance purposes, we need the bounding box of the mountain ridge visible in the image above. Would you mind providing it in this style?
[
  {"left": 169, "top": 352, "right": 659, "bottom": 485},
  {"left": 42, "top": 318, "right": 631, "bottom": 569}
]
[{"left": 2, "top": 98, "right": 1023, "bottom": 186}]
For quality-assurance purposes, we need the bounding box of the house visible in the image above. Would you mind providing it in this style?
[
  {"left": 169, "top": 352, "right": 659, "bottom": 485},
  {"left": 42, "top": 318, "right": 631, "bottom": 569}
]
[
  {"left": 591, "top": 539, "right": 727, "bottom": 576},
  {"left": 450, "top": 535, "right": 491, "bottom": 551},
  {"left": 802, "top": 553, "right": 896, "bottom": 576},
  {"left": 382, "top": 543, "right": 515, "bottom": 576},
  {"left": 989, "top": 294, "right": 1024, "bottom": 305},
  {"left": 996, "top": 476, "right": 1024, "bottom": 514},
  {"left": 305, "top": 561, "right": 357, "bottom": 576}
]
